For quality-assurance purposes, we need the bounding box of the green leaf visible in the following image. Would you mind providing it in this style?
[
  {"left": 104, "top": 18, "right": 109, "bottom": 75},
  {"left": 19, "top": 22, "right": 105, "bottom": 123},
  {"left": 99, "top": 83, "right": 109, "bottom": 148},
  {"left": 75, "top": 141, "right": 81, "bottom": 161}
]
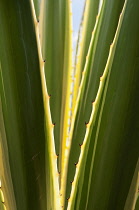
[
  {"left": 73, "top": 0, "right": 99, "bottom": 106},
  {"left": 1, "top": 0, "right": 138, "bottom": 209},
  {"left": 39, "top": 0, "right": 73, "bottom": 206},
  {"left": 67, "top": 1, "right": 126, "bottom": 208},
  {"left": 39, "top": 0, "right": 72, "bottom": 162},
  {"left": 65, "top": 0, "right": 125, "bottom": 207},
  {"left": 0, "top": 1, "right": 46, "bottom": 209},
  {"left": 39, "top": 0, "right": 64, "bottom": 155},
  {"left": 30, "top": 1, "right": 61, "bottom": 209},
  {"left": 73, "top": 0, "right": 139, "bottom": 209}
]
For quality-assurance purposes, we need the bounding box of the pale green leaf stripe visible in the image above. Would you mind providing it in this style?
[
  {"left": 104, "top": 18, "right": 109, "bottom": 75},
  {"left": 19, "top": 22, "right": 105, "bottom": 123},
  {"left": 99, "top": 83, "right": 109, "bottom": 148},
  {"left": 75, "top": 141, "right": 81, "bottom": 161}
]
[
  {"left": 0, "top": 181, "right": 6, "bottom": 210},
  {"left": 67, "top": 1, "right": 126, "bottom": 208},
  {"left": 30, "top": 1, "right": 61, "bottom": 209},
  {"left": 0, "top": 99, "right": 17, "bottom": 210},
  {"left": 124, "top": 160, "right": 139, "bottom": 210}
]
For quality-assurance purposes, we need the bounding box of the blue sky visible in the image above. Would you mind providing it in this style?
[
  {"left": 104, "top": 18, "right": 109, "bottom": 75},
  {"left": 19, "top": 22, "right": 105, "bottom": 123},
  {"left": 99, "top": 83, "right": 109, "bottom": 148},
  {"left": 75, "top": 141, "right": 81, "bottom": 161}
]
[
  {"left": 72, "top": 0, "right": 85, "bottom": 32},
  {"left": 72, "top": 0, "right": 85, "bottom": 50},
  {"left": 72, "top": 0, "right": 103, "bottom": 53}
]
